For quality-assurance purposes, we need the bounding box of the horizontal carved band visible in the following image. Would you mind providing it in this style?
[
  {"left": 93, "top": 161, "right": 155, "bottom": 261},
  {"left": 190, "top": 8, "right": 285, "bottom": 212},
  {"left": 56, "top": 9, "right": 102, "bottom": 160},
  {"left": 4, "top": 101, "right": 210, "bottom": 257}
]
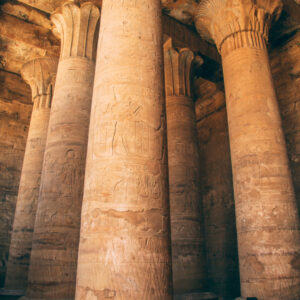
[
  {"left": 195, "top": 0, "right": 283, "bottom": 54},
  {"left": 220, "top": 30, "right": 266, "bottom": 56},
  {"left": 21, "top": 57, "right": 58, "bottom": 109}
]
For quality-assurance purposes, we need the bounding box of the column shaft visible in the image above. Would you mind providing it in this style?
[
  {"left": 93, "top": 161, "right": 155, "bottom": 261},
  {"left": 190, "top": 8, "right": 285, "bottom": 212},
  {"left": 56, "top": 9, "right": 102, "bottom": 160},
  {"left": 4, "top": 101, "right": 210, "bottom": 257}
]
[
  {"left": 164, "top": 43, "right": 208, "bottom": 297},
  {"left": 167, "top": 96, "right": 207, "bottom": 293},
  {"left": 75, "top": 1, "right": 172, "bottom": 299},
  {"left": 195, "top": 1, "right": 300, "bottom": 299},
  {"left": 223, "top": 41, "right": 300, "bottom": 299},
  {"left": 5, "top": 58, "right": 57, "bottom": 290},
  {"left": 25, "top": 3, "right": 100, "bottom": 299}
]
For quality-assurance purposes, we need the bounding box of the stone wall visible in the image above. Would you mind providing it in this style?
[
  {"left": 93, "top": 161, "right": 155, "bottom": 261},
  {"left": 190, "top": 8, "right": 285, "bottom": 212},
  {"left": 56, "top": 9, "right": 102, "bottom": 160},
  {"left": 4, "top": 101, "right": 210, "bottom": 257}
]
[
  {"left": 0, "top": 69, "right": 31, "bottom": 287},
  {"left": 270, "top": 31, "right": 300, "bottom": 215},
  {"left": 194, "top": 78, "right": 240, "bottom": 299}
]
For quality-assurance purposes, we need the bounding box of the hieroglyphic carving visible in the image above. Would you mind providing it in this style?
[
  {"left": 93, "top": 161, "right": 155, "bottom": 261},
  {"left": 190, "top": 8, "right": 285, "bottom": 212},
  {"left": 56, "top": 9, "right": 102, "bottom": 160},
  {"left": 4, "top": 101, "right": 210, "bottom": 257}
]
[
  {"left": 195, "top": 1, "right": 300, "bottom": 299},
  {"left": 4, "top": 57, "right": 58, "bottom": 290},
  {"left": 25, "top": 3, "right": 100, "bottom": 300},
  {"left": 51, "top": 1, "right": 100, "bottom": 61},
  {"left": 164, "top": 39, "right": 209, "bottom": 297},
  {"left": 75, "top": 1, "right": 172, "bottom": 299}
]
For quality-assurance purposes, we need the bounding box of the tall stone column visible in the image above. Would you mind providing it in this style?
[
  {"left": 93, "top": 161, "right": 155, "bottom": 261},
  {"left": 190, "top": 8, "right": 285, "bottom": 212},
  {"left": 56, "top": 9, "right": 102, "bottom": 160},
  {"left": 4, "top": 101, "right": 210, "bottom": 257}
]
[
  {"left": 75, "top": 1, "right": 172, "bottom": 299},
  {"left": 164, "top": 39, "right": 215, "bottom": 300},
  {"left": 25, "top": 2, "right": 100, "bottom": 299},
  {"left": 195, "top": 1, "right": 300, "bottom": 299},
  {"left": 4, "top": 57, "right": 58, "bottom": 291}
]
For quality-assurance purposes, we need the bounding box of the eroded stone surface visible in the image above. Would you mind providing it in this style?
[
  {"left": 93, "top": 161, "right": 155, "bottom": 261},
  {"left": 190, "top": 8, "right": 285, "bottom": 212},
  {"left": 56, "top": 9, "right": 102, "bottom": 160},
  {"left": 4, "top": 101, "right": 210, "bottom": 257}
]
[
  {"left": 195, "top": 78, "right": 240, "bottom": 299},
  {"left": 75, "top": 1, "right": 172, "bottom": 299},
  {"left": 196, "top": 1, "right": 300, "bottom": 299},
  {"left": 4, "top": 57, "right": 58, "bottom": 291},
  {"left": 25, "top": 3, "right": 100, "bottom": 299},
  {"left": 270, "top": 31, "right": 300, "bottom": 216},
  {"left": 0, "top": 12, "right": 59, "bottom": 74},
  {"left": 0, "top": 70, "right": 32, "bottom": 288},
  {"left": 164, "top": 39, "right": 208, "bottom": 296}
]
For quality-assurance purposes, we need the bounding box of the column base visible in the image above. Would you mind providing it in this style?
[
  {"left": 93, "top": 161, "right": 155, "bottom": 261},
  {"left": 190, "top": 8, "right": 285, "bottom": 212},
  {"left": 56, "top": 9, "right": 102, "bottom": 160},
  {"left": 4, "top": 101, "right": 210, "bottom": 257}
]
[
  {"left": 0, "top": 289, "right": 25, "bottom": 299},
  {"left": 174, "top": 292, "right": 219, "bottom": 300}
]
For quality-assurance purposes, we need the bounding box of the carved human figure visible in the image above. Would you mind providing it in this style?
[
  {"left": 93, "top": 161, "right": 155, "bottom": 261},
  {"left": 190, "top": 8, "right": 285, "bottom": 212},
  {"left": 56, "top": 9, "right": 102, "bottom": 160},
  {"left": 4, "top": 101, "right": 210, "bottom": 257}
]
[
  {"left": 75, "top": 1, "right": 172, "bottom": 299},
  {"left": 195, "top": 1, "right": 300, "bottom": 299},
  {"left": 4, "top": 57, "right": 58, "bottom": 291},
  {"left": 24, "top": 2, "right": 100, "bottom": 299}
]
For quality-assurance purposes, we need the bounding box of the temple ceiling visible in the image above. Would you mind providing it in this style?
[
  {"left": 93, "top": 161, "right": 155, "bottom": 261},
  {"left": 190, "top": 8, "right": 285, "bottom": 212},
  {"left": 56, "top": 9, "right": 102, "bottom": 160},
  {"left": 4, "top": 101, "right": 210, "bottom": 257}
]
[{"left": 0, "top": 0, "right": 299, "bottom": 75}]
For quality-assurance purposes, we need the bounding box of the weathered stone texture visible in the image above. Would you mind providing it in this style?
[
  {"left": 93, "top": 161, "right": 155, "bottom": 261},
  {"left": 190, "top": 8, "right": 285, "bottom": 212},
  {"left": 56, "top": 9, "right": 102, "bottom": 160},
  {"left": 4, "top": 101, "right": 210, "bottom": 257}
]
[
  {"left": 270, "top": 31, "right": 300, "bottom": 215},
  {"left": 0, "top": 12, "right": 60, "bottom": 74},
  {"left": 4, "top": 57, "right": 58, "bottom": 291},
  {"left": 195, "top": 78, "right": 240, "bottom": 299},
  {"left": 196, "top": 1, "right": 300, "bottom": 299},
  {"left": 0, "top": 70, "right": 32, "bottom": 287},
  {"left": 76, "top": 1, "right": 172, "bottom": 299},
  {"left": 164, "top": 40, "right": 209, "bottom": 298},
  {"left": 25, "top": 3, "right": 100, "bottom": 299}
]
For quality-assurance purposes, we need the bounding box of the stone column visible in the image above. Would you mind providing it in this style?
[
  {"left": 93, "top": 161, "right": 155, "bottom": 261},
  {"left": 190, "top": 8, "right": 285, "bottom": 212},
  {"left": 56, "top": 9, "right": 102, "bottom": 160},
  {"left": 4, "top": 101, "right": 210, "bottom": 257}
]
[
  {"left": 195, "top": 1, "right": 300, "bottom": 299},
  {"left": 164, "top": 38, "right": 215, "bottom": 300},
  {"left": 4, "top": 57, "right": 58, "bottom": 291},
  {"left": 25, "top": 2, "right": 100, "bottom": 299},
  {"left": 75, "top": 1, "right": 172, "bottom": 299}
]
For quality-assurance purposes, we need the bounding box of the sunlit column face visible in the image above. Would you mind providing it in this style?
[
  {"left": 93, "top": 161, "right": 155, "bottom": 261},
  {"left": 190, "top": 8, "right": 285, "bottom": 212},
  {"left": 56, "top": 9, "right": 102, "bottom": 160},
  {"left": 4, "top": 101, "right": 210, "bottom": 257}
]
[
  {"left": 75, "top": 1, "right": 173, "bottom": 299},
  {"left": 25, "top": 3, "right": 100, "bottom": 299}
]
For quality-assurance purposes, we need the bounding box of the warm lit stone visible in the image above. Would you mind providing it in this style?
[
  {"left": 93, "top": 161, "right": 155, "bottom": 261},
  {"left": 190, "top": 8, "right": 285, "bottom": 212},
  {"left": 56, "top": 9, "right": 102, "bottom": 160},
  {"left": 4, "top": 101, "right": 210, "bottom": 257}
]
[
  {"left": 164, "top": 38, "right": 210, "bottom": 299},
  {"left": 4, "top": 57, "right": 58, "bottom": 291},
  {"left": 75, "top": 1, "right": 172, "bottom": 299},
  {"left": 24, "top": 2, "right": 100, "bottom": 299},
  {"left": 195, "top": 0, "right": 300, "bottom": 299}
]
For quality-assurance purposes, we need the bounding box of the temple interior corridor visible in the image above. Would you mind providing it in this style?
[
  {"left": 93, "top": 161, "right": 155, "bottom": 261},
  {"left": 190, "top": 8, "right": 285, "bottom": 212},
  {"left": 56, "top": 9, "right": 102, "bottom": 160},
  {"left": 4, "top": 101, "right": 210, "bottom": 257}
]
[{"left": 0, "top": 0, "right": 300, "bottom": 299}]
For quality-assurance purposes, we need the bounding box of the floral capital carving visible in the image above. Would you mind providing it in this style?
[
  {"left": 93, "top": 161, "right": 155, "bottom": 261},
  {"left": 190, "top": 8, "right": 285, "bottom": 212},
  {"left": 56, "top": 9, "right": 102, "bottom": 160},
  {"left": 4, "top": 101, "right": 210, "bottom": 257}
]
[
  {"left": 51, "top": 2, "right": 100, "bottom": 61},
  {"left": 21, "top": 57, "right": 58, "bottom": 108},
  {"left": 164, "top": 37, "right": 195, "bottom": 97},
  {"left": 195, "top": 0, "right": 283, "bottom": 53}
]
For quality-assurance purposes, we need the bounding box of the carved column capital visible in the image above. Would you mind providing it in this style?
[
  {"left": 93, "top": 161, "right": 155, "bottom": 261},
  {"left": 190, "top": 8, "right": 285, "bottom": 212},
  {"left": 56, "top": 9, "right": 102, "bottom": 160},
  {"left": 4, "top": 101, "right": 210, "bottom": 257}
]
[
  {"left": 51, "top": 1, "right": 100, "bottom": 61},
  {"left": 195, "top": 0, "right": 283, "bottom": 55},
  {"left": 21, "top": 57, "right": 58, "bottom": 108},
  {"left": 163, "top": 37, "right": 195, "bottom": 98}
]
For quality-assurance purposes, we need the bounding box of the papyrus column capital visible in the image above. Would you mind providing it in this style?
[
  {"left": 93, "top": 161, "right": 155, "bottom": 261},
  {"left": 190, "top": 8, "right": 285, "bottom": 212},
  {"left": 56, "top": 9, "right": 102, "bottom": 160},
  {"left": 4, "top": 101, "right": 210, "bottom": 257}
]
[
  {"left": 164, "top": 37, "right": 195, "bottom": 98},
  {"left": 195, "top": 0, "right": 283, "bottom": 55},
  {"left": 5, "top": 57, "right": 57, "bottom": 290},
  {"left": 51, "top": 2, "right": 100, "bottom": 61},
  {"left": 21, "top": 57, "right": 58, "bottom": 109}
]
